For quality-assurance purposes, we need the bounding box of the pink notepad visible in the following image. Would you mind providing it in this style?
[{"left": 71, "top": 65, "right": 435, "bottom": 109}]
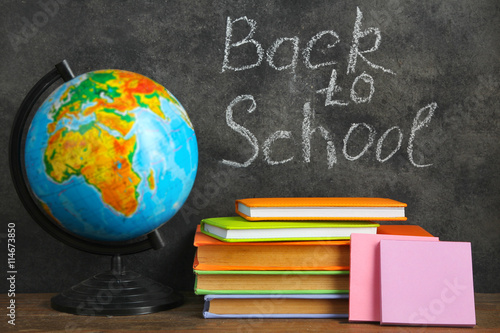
[
  {"left": 349, "top": 233, "right": 438, "bottom": 322},
  {"left": 380, "top": 240, "right": 475, "bottom": 327}
]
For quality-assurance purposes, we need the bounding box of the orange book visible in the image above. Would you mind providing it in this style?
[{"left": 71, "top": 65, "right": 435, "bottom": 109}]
[
  {"left": 193, "top": 224, "right": 433, "bottom": 271},
  {"left": 193, "top": 225, "right": 350, "bottom": 271},
  {"left": 235, "top": 197, "right": 407, "bottom": 221}
]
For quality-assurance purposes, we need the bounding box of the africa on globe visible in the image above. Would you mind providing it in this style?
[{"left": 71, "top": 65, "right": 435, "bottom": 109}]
[{"left": 24, "top": 69, "right": 198, "bottom": 242}]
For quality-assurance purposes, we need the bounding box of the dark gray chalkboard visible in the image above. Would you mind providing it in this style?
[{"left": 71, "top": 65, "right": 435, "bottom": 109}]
[{"left": 0, "top": 1, "right": 499, "bottom": 294}]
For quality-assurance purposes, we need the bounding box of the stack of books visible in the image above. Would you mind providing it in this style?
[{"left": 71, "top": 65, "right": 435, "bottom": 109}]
[{"left": 193, "top": 197, "right": 409, "bottom": 319}]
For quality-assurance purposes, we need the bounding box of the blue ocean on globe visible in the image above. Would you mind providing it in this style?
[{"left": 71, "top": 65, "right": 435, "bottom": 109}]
[{"left": 24, "top": 69, "right": 198, "bottom": 241}]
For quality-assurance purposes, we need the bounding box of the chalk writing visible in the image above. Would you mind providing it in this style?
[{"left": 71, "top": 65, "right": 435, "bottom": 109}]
[
  {"left": 266, "top": 37, "right": 300, "bottom": 71},
  {"left": 222, "top": 16, "right": 264, "bottom": 72},
  {"left": 221, "top": 95, "right": 436, "bottom": 169},
  {"left": 351, "top": 72, "right": 375, "bottom": 104},
  {"left": 303, "top": 30, "right": 340, "bottom": 69},
  {"left": 343, "top": 123, "right": 376, "bottom": 161},
  {"left": 347, "top": 6, "right": 396, "bottom": 75},
  {"left": 376, "top": 126, "right": 403, "bottom": 163},
  {"left": 221, "top": 7, "right": 437, "bottom": 169},
  {"left": 263, "top": 130, "right": 294, "bottom": 165},
  {"left": 222, "top": 95, "right": 259, "bottom": 167},
  {"left": 302, "top": 102, "right": 337, "bottom": 168},
  {"left": 316, "top": 69, "right": 349, "bottom": 107},
  {"left": 408, "top": 102, "right": 437, "bottom": 167},
  {"left": 223, "top": 8, "right": 395, "bottom": 75}
]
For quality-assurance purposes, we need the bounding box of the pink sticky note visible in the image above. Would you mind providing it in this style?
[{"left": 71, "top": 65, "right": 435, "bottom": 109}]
[
  {"left": 349, "top": 233, "right": 438, "bottom": 322},
  {"left": 380, "top": 240, "right": 476, "bottom": 327}
]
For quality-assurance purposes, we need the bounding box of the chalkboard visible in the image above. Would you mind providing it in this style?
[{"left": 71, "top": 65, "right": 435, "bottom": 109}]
[{"left": 0, "top": 0, "right": 499, "bottom": 296}]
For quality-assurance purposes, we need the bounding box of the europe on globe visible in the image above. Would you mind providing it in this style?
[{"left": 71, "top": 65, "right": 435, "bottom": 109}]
[{"left": 24, "top": 69, "right": 198, "bottom": 242}]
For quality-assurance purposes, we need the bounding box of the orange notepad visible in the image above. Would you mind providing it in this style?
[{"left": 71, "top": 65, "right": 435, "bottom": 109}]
[
  {"left": 235, "top": 197, "right": 407, "bottom": 221},
  {"left": 377, "top": 224, "right": 433, "bottom": 237}
]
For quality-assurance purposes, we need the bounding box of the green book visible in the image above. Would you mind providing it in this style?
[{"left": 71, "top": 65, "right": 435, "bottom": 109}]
[
  {"left": 194, "top": 270, "right": 350, "bottom": 295},
  {"left": 200, "top": 216, "right": 379, "bottom": 242}
]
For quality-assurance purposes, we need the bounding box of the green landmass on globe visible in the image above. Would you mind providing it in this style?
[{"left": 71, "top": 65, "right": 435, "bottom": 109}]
[{"left": 24, "top": 69, "right": 198, "bottom": 242}]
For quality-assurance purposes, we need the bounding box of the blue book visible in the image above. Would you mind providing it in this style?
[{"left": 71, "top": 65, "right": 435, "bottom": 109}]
[{"left": 203, "top": 294, "right": 349, "bottom": 319}]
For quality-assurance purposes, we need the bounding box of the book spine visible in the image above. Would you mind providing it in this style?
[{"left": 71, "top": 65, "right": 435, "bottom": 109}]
[{"left": 195, "top": 289, "right": 349, "bottom": 295}]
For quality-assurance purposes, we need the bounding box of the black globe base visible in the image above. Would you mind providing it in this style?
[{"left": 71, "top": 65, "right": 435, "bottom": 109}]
[{"left": 51, "top": 255, "right": 183, "bottom": 316}]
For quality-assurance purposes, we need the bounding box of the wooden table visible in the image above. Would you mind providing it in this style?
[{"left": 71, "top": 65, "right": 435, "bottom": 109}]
[{"left": 1, "top": 293, "right": 499, "bottom": 332}]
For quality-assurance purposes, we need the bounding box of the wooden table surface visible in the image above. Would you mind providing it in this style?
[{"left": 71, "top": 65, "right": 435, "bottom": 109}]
[{"left": 1, "top": 293, "right": 499, "bottom": 332}]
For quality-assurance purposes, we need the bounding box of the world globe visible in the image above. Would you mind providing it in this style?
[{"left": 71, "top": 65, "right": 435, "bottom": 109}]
[{"left": 23, "top": 69, "right": 198, "bottom": 242}]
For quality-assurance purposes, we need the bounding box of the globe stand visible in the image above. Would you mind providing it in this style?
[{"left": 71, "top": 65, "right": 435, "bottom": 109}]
[
  {"left": 51, "top": 255, "right": 183, "bottom": 316},
  {"left": 9, "top": 60, "right": 186, "bottom": 316}
]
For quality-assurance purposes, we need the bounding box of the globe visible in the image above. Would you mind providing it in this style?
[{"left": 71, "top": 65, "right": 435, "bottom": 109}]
[{"left": 23, "top": 69, "right": 198, "bottom": 242}]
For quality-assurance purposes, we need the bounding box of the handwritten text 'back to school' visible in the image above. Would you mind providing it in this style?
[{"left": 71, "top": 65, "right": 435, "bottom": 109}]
[{"left": 220, "top": 7, "right": 436, "bottom": 169}]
